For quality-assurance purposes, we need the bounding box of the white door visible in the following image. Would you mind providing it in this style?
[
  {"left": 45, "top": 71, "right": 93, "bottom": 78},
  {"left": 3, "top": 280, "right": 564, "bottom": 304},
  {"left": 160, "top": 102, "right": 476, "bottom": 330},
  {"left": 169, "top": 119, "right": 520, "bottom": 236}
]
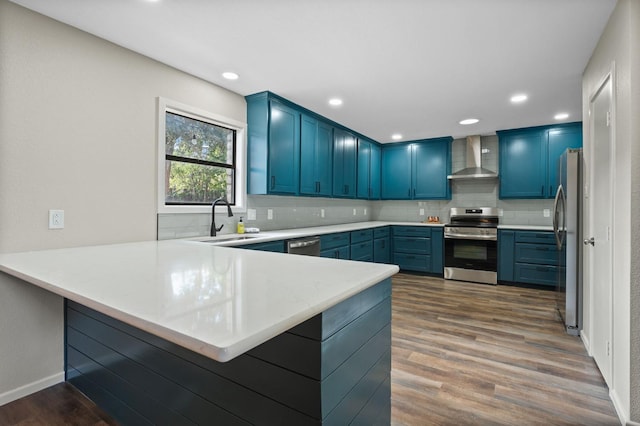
[{"left": 588, "top": 73, "right": 613, "bottom": 385}]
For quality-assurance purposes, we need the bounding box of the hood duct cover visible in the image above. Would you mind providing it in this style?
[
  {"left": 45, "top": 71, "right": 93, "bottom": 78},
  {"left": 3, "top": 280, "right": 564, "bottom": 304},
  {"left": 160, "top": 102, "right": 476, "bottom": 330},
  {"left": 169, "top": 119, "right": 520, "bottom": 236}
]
[{"left": 447, "top": 135, "right": 499, "bottom": 180}]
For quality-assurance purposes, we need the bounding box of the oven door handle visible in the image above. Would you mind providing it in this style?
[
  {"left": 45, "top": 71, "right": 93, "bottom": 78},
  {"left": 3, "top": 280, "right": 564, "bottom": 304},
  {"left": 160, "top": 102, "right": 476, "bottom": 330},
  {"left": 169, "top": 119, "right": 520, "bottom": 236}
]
[{"left": 444, "top": 233, "right": 497, "bottom": 241}]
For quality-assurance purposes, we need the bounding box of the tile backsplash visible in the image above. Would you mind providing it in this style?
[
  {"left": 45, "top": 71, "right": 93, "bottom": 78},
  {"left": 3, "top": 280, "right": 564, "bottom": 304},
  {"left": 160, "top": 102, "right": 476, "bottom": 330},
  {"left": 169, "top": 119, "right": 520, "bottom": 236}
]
[{"left": 158, "top": 135, "right": 553, "bottom": 240}]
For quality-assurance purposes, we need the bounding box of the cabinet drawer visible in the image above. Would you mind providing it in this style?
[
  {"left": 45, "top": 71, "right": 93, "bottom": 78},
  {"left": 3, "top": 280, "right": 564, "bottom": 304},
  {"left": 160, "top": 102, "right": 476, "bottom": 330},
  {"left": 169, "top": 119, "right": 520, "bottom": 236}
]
[
  {"left": 351, "top": 241, "right": 373, "bottom": 262},
  {"left": 515, "top": 231, "right": 556, "bottom": 245},
  {"left": 373, "top": 227, "right": 390, "bottom": 239},
  {"left": 515, "top": 243, "right": 558, "bottom": 265},
  {"left": 514, "top": 263, "right": 558, "bottom": 287},
  {"left": 350, "top": 229, "right": 373, "bottom": 244},
  {"left": 393, "top": 237, "right": 431, "bottom": 255},
  {"left": 394, "top": 253, "right": 431, "bottom": 272},
  {"left": 393, "top": 226, "right": 431, "bottom": 238},
  {"left": 320, "top": 246, "right": 350, "bottom": 260},
  {"left": 320, "top": 232, "right": 350, "bottom": 250}
]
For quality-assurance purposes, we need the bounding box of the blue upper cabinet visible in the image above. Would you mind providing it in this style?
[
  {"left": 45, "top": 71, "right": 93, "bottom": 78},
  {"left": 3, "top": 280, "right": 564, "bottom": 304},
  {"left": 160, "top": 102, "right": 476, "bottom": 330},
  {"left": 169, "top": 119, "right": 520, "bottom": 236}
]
[
  {"left": 381, "top": 138, "right": 452, "bottom": 200},
  {"left": 300, "top": 114, "right": 333, "bottom": 196},
  {"left": 498, "top": 122, "right": 582, "bottom": 199},
  {"left": 333, "top": 128, "right": 357, "bottom": 198},
  {"left": 413, "top": 139, "right": 451, "bottom": 199},
  {"left": 357, "top": 138, "right": 381, "bottom": 200},
  {"left": 381, "top": 144, "right": 412, "bottom": 199},
  {"left": 246, "top": 93, "right": 300, "bottom": 195},
  {"left": 547, "top": 124, "right": 582, "bottom": 195}
]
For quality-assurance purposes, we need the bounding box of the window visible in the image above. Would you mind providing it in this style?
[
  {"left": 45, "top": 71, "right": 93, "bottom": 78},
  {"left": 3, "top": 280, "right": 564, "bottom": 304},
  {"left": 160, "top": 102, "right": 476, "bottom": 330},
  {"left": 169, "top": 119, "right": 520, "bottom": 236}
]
[{"left": 158, "top": 97, "right": 246, "bottom": 213}]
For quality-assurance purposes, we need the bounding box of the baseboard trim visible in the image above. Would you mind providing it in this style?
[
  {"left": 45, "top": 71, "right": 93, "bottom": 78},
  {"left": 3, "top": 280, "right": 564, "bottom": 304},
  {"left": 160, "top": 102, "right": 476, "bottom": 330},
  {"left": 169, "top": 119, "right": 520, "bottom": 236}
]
[
  {"left": 580, "top": 330, "right": 591, "bottom": 354},
  {"left": 626, "top": 421, "right": 640, "bottom": 426},
  {"left": 609, "top": 388, "right": 629, "bottom": 425},
  {"left": 0, "top": 372, "right": 64, "bottom": 406}
]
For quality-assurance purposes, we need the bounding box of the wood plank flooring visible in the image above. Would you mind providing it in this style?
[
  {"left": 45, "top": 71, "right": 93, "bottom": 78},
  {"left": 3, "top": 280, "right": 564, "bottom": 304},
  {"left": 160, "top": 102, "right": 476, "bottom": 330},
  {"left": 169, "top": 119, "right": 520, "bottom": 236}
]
[
  {"left": 0, "top": 273, "right": 619, "bottom": 425},
  {"left": 391, "top": 273, "right": 619, "bottom": 425}
]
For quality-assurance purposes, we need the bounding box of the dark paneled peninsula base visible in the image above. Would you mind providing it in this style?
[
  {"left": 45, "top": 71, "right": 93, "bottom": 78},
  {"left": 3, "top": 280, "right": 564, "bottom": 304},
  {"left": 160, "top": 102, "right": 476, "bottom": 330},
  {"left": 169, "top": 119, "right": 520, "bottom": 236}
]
[{"left": 65, "top": 278, "right": 391, "bottom": 425}]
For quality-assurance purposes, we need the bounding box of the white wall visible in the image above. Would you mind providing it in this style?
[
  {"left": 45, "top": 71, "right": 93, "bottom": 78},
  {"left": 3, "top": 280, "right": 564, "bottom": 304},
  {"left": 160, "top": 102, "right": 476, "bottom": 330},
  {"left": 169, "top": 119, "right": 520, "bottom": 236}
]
[
  {"left": 0, "top": 0, "right": 246, "bottom": 402},
  {"left": 582, "top": 0, "right": 639, "bottom": 422}
]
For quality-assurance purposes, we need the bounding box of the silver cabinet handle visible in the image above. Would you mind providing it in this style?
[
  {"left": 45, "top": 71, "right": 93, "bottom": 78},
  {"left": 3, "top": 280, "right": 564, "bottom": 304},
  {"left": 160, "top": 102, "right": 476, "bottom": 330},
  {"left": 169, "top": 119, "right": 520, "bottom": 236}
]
[{"left": 583, "top": 237, "right": 595, "bottom": 246}]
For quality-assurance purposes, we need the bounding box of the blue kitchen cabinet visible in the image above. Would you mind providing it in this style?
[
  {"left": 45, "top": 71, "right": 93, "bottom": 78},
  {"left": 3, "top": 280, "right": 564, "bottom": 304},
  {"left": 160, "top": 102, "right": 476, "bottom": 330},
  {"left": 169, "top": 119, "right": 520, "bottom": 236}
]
[
  {"left": 392, "top": 226, "right": 432, "bottom": 273},
  {"left": 547, "top": 124, "right": 582, "bottom": 196},
  {"left": 357, "top": 139, "right": 381, "bottom": 200},
  {"left": 430, "top": 227, "right": 444, "bottom": 274},
  {"left": 373, "top": 227, "right": 391, "bottom": 264},
  {"left": 381, "top": 144, "right": 412, "bottom": 199},
  {"left": 240, "top": 240, "right": 286, "bottom": 253},
  {"left": 381, "top": 138, "right": 452, "bottom": 200},
  {"left": 320, "top": 232, "right": 351, "bottom": 259},
  {"left": 246, "top": 93, "right": 300, "bottom": 195},
  {"left": 333, "top": 128, "right": 357, "bottom": 198},
  {"left": 350, "top": 229, "right": 374, "bottom": 262},
  {"left": 413, "top": 140, "right": 451, "bottom": 199},
  {"left": 498, "top": 230, "right": 516, "bottom": 282},
  {"left": 498, "top": 122, "right": 582, "bottom": 199},
  {"left": 498, "top": 128, "right": 546, "bottom": 198},
  {"left": 498, "top": 229, "right": 558, "bottom": 287},
  {"left": 300, "top": 114, "right": 333, "bottom": 196}
]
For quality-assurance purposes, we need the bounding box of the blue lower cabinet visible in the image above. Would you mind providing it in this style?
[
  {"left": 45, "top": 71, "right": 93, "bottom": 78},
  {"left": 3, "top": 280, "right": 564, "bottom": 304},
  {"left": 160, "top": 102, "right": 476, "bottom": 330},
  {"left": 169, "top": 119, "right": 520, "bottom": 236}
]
[
  {"left": 351, "top": 241, "right": 373, "bottom": 262},
  {"left": 394, "top": 253, "right": 432, "bottom": 273},
  {"left": 373, "top": 237, "right": 390, "bottom": 264},
  {"left": 499, "top": 229, "right": 557, "bottom": 287},
  {"left": 430, "top": 228, "right": 444, "bottom": 274},
  {"left": 350, "top": 229, "right": 373, "bottom": 244},
  {"left": 240, "top": 240, "right": 285, "bottom": 253},
  {"left": 393, "top": 237, "right": 431, "bottom": 255},
  {"left": 320, "top": 232, "right": 350, "bottom": 250},
  {"left": 321, "top": 246, "right": 350, "bottom": 260}
]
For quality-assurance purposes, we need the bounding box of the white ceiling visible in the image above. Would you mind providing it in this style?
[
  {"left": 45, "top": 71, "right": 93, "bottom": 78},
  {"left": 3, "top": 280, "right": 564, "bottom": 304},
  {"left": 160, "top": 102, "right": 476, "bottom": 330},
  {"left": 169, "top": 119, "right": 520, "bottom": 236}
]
[{"left": 10, "top": 0, "right": 616, "bottom": 142}]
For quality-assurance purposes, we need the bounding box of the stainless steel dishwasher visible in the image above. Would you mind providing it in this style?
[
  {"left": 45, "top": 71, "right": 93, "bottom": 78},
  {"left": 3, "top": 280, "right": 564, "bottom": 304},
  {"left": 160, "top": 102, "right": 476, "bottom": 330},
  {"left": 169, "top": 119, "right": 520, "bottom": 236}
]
[{"left": 287, "top": 236, "right": 321, "bottom": 256}]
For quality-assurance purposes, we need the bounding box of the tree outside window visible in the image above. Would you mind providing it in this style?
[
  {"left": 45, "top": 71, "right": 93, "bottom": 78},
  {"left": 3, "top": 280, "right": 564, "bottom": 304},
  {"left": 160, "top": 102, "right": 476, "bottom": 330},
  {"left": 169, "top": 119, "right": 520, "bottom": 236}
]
[{"left": 165, "top": 111, "right": 236, "bottom": 205}]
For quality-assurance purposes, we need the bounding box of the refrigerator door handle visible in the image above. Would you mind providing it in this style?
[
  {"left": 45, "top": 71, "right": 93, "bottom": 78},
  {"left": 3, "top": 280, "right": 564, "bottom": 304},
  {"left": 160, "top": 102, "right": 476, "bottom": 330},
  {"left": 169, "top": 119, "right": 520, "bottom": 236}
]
[{"left": 553, "top": 185, "right": 565, "bottom": 250}]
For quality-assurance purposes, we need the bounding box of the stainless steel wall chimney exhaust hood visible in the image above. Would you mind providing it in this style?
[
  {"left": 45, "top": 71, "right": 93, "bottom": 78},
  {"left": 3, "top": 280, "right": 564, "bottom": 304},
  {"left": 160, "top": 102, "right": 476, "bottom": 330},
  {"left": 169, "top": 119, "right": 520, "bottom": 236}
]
[{"left": 447, "top": 135, "right": 499, "bottom": 180}]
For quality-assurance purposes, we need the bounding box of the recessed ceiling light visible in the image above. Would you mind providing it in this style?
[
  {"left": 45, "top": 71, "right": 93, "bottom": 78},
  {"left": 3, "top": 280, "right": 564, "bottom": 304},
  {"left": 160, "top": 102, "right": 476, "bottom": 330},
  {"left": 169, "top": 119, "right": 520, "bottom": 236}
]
[
  {"left": 510, "top": 94, "right": 528, "bottom": 103},
  {"left": 222, "top": 72, "right": 239, "bottom": 80},
  {"left": 391, "top": 134, "right": 403, "bottom": 140},
  {"left": 554, "top": 112, "right": 569, "bottom": 120},
  {"left": 459, "top": 118, "right": 479, "bottom": 125},
  {"left": 329, "top": 98, "right": 343, "bottom": 106}
]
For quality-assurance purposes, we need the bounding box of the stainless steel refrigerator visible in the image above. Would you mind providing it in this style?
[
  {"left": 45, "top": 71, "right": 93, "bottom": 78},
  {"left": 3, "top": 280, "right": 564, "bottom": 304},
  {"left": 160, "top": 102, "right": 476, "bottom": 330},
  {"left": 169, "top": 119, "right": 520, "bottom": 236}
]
[{"left": 553, "top": 148, "right": 583, "bottom": 335}]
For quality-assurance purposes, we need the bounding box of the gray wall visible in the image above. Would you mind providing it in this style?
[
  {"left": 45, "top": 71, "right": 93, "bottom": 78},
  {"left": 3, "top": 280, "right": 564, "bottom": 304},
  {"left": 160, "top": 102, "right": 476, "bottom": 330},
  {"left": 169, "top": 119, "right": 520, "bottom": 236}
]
[
  {"left": 0, "top": 0, "right": 245, "bottom": 403},
  {"left": 582, "top": 0, "right": 639, "bottom": 422}
]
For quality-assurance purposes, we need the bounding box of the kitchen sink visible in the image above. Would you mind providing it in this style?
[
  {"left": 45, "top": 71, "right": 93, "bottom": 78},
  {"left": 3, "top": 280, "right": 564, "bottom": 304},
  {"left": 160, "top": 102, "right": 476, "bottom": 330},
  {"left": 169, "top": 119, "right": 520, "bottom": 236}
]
[{"left": 199, "top": 235, "right": 259, "bottom": 243}]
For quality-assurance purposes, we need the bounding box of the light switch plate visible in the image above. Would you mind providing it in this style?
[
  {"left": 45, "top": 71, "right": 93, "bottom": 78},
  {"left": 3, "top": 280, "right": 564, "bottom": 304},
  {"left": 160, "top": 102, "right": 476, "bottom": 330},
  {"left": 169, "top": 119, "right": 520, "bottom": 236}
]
[
  {"left": 321, "top": 209, "right": 325, "bottom": 218},
  {"left": 49, "top": 209, "right": 64, "bottom": 229},
  {"left": 419, "top": 208, "right": 425, "bottom": 216},
  {"left": 543, "top": 209, "right": 550, "bottom": 217},
  {"left": 247, "top": 209, "right": 257, "bottom": 221},
  {"left": 267, "top": 209, "right": 273, "bottom": 220}
]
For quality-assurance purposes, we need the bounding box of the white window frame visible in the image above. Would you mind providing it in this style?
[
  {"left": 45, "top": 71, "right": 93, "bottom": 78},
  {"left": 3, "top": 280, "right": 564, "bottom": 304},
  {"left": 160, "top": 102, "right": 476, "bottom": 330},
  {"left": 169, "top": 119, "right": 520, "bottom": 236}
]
[{"left": 157, "top": 97, "right": 247, "bottom": 214}]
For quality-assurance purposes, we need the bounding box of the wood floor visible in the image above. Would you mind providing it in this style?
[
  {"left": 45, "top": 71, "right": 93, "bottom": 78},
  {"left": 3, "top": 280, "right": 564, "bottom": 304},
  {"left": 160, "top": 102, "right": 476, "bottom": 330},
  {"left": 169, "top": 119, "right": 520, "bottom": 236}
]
[
  {"left": 0, "top": 273, "right": 619, "bottom": 425},
  {"left": 391, "top": 273, "right": 619, "bottom": 426}
]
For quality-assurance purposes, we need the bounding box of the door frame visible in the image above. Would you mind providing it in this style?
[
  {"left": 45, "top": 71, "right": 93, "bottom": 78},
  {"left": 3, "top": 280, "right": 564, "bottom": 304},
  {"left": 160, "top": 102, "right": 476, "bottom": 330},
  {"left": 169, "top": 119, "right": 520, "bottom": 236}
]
[{"left": 585, "top": 62, "right": 616, "bottom": 386}]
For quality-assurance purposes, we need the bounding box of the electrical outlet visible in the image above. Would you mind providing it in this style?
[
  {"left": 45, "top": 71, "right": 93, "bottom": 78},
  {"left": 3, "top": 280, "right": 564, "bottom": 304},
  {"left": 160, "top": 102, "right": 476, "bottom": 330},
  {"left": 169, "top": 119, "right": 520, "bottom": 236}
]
[
  {"left": 321, "top": 209, "right": 325, "bottom": 218},
  {"left": 247, "top": 209, "right": 257, "bottom": 221},
  {"left": 419, "top": 208, "right": 425, "bottom": 216},
  {"left": 267, "top": 209, "right": 273, "bottom": 220},
  {"left": 543, "top": 209, "right": 550, "bottom": 217},
  {"left": 353, "top": 208, "right": 357, "bottom": 216},
  {"left": 48, "top": 209, "right": 64, "bottom": 229},
  {"left": 364, "top": 208, "right": 367, "bottom": 215}
]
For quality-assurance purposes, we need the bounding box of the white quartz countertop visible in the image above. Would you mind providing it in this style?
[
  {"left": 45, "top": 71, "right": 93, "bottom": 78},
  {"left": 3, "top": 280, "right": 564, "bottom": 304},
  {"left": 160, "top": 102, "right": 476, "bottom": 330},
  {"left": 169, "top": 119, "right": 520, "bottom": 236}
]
[
  {"left": 0, "top": 237, "right": 399, "bottom": 362},
  {"left": 498, "top": 224, "right": 554, "bottom": 231},
  {"left": 196, "top": 220, "right": 444, "bottom": 247}
]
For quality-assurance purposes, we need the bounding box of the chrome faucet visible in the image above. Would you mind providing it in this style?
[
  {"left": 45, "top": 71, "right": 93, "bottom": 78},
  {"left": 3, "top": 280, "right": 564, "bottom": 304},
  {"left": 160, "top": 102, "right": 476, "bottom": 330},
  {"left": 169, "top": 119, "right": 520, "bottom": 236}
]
[{"left": 210, "top": 197, "right": 233, "bottom": 237}]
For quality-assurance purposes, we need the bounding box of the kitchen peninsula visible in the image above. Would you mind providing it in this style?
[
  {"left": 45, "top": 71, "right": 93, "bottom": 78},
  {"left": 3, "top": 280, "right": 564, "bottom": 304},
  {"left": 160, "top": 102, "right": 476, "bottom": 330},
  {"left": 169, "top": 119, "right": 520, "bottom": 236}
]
[{"left": 0, "top": 238, "right": 398, "bottom": 425}]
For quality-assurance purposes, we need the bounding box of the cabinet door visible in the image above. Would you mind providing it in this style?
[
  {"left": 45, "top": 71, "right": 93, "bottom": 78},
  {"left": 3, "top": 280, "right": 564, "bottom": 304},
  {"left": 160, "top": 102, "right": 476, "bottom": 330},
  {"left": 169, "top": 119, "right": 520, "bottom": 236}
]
[
  {"left": 412, "top": 140, "right": 450, "bottom": 199},
  {"left": 300, "top": 115, "right": 332, "bottom": 196},
  {"left": 381, "top": 144, "right": 412, "bottom": 199},
  {"left": 373, "top": 237, "right": 390, "bottom": 263},
  {"left": 357, "top": 139, "right": 372, "bottom": 199},
  {"left": 369, "top": 143, "right": 381, "bottom": 199},
  {"left": 269, "top": 101, "right": 300, "bottom": 194},
  {"left": 430, "top": 227, "right": 444, "bottom": 274},
  {"left": 499, "top": 130, "right": 545, "bottom": 198},
  {"left": 333, "top": 129, "right": 357, "bottom": 198},
  {"left": 498, "top": 230, "right": 515, "bottom": 282},
  {"left": 546, "top": 125, "right": 582, "bottom": 197}
]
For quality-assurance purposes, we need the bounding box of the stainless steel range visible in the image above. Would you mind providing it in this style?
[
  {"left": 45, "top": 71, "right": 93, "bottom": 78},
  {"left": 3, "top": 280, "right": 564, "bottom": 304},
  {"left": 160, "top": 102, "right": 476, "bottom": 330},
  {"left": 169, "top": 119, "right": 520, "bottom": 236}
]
[{"left": 444, "top": 207, "right": 499, "bottom": 285}]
